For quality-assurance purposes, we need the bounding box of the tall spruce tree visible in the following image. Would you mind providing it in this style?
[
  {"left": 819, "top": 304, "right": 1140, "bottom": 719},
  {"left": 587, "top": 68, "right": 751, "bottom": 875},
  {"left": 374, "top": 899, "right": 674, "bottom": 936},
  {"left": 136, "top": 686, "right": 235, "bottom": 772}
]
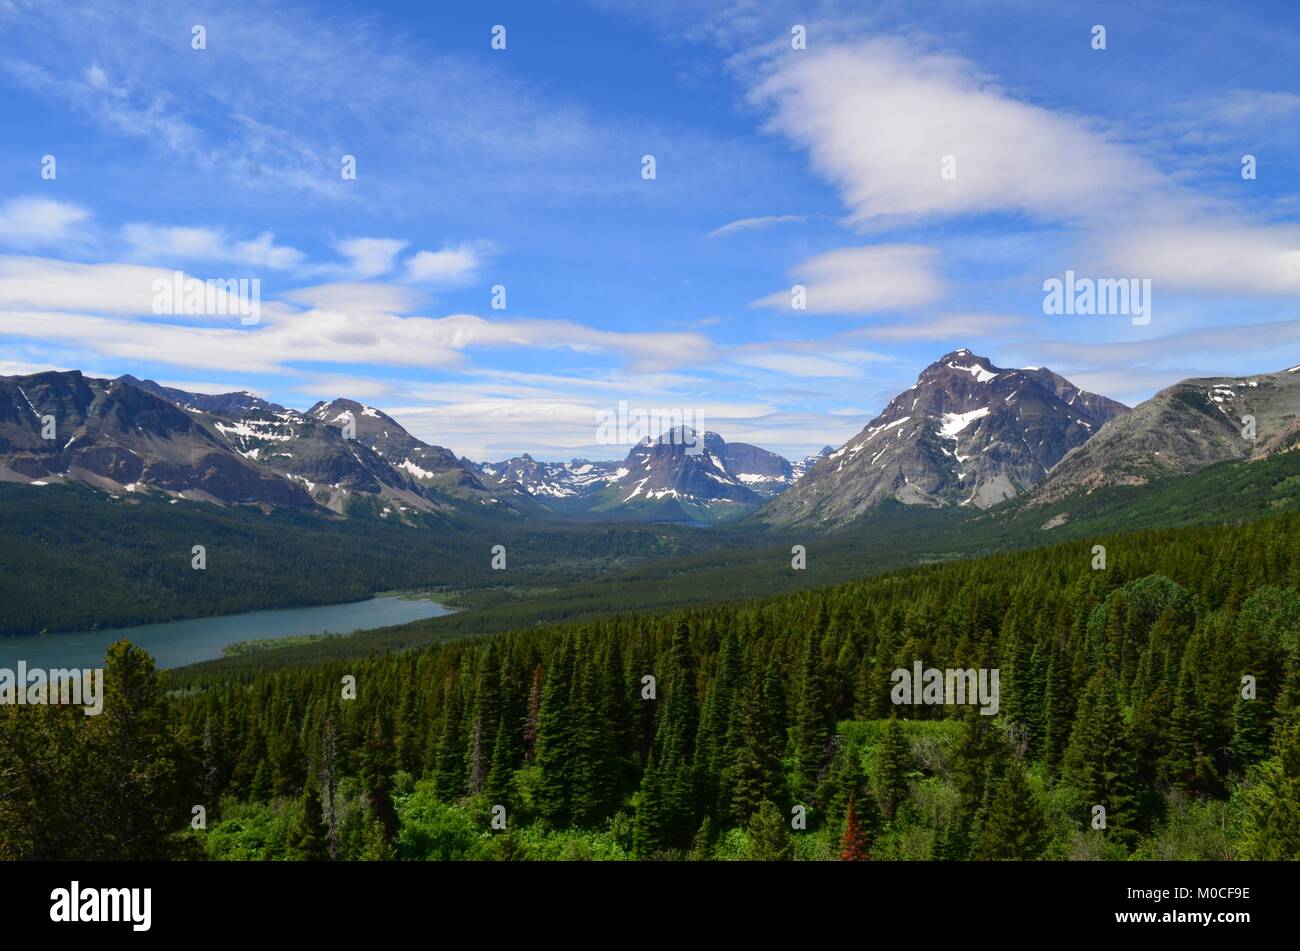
[
  {"left": 288, "top": 778, "right": 330, "bottom": 860},
  {"left": 534, "top": 635, "right": 577, "bottom": 826},
  {"left": 874, "top": 715, "right": 912, "bottom": 822},
  {"left": 794, "top": 615, "right": 835, "bottom": 801},
  {"left": 746, "top": 799, "right": 793, "bottom": 861},
  {"left": 972, "top": 760, "right": 1048, "bottom": 860},
  {"left": 1064, "top": 670, "right": 1140, "bottom": 846}
]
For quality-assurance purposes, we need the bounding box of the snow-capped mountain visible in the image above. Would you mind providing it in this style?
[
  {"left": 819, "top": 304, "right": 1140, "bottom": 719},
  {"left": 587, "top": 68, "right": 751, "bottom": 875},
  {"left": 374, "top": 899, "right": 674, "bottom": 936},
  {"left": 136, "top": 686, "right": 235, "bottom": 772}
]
[
  {"left": 473, "top": 454, "right": 626, "bottom": 499},
  {"left": 597, "top": 429, "right": 763, "bottom": 516},
  {"left": 474, "top": 430, "right": 798, "bottom": 521},
  {"left": 0, "top": 371, "right": 313, "bottom": 507},
  {"left": 758, "top": 350, "right": 1130, "bottom": 528},
  {"left": 723, "top": 440, "right": 796, "bottom": 498},
  {"left": 792, "top": 446, "right": 834, "bottom": 481},
  {"left": 0, "top": 372, "right": 518, "bottom": 520}
]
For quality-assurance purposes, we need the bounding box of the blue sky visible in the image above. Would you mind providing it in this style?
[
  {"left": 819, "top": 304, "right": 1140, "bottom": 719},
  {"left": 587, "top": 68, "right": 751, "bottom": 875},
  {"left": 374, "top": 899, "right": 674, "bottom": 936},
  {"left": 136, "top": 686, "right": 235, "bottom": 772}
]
[{"left": 2, "top": 0, "right": 1300, "bottom": 460}]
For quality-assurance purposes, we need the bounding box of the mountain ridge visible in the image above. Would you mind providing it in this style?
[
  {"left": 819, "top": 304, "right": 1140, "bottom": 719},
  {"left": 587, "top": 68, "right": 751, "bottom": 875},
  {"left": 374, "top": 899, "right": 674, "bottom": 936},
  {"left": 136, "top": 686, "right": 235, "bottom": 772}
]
[{"left": 757, "top": 349, "right": 1130, "bottom": 528}]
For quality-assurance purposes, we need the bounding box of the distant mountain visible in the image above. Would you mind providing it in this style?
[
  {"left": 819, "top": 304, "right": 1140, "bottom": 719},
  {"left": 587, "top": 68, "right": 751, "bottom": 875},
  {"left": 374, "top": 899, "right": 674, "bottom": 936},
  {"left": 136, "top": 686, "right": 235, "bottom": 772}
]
[
  {"left": 0, "top": 371, "right": 520, "bottom": 521},
  {"left": 300, "top": 398, "right": 510, "bottom": 513},
  {"left": 759, "top": 350, "right": 1129, "bottom": 528},
  {"left": 1027, "top": 363, "right": 1300, "bottom": 506},
  {"left": 117, "top": 375, "right": 285, "bottom": 417},
  {"left": 723, "top": 440, "right": 795, "bottom": 498},
  {"left": 474, "top": 430, "right": 797, "bottom": 521},
  {"left": 473, "top": 454, "right": 626, "bottom": 500},
  {"left": 0, "top": 371, "right": 312, "bottom": 507},
  {"left": 590, "top": 429, "right": 762, "bottom": 520},
  {"left": 792, "top": 446, "right": 834, "bottom": 481}
]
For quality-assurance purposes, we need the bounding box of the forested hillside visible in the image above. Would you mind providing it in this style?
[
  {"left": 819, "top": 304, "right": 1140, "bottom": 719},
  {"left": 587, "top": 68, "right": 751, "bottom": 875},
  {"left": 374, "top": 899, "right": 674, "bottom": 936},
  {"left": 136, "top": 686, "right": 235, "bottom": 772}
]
[
  {"left": 4, "top": 511, "right": 1299, "bottom": 860},
  {"left": 0, "top": 482, "right": 723, "bottom": 635}
]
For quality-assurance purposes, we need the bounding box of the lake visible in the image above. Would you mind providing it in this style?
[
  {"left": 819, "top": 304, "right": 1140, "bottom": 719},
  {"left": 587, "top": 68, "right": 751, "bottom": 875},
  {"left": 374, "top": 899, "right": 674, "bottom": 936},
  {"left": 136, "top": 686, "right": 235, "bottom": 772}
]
[{"left": 0, "top": 596, "right": 453, "bottom": 670}]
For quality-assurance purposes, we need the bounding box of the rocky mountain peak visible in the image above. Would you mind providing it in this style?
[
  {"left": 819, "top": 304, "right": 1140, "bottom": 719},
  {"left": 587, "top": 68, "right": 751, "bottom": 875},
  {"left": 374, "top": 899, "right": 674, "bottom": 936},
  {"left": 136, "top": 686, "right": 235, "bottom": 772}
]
[{"left": 758, "top": 351, "right": 1129, "bottom": 528}]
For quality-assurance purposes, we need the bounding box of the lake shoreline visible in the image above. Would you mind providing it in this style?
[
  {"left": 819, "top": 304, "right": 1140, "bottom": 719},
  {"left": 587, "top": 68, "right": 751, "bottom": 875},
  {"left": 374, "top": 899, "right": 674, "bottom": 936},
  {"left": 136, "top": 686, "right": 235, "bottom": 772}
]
[{"left": 0, "top": 594, "right": 454, "bottom": 670}]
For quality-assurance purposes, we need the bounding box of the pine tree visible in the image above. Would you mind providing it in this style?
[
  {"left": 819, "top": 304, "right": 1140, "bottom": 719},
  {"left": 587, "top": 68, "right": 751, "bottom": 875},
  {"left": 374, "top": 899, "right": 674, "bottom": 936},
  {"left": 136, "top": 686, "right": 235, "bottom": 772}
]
[
  {"left": 746, "top": 799, "right": 793, "bottom": 861},
  {"left": 839, "top": 789, "right": 871, "bottom": 860},
  {"left": 948, "top": 713, "right": 1006, "bottom": 857},
  {"left": 695, "top": 629, "right": 740, "bottom": 817},
  {"left": 644, "top": 618, "right": 700, "bottom": 850},
  {"left": 1042, "top": 641, "right": 1075, "bottom": 775},
  {"left": 468, "top": 645, "right": 502, "bottom": 794},
  {"left": 432, "top": 681, "right": 466, "bottom": 801},
  {"left": 1165, "top": 662, "right": 1221, "bottom": 794},
  {"left": 972, "top": 760, "right": 1047, "bottom": 860},
  {"left": 78, "top": 641, "right": 189, "bottom": 860},
  {"left": 726, "top": 659, "right": 786, "bottom": 825},
  {"left": 484, "top": 718, "right": 513, "bottom": 807},
  {"left": 1246, "top": 712, "right": 1300, "bottom": 859},
  {"left": 874, "top": 715, "right": 912, "bottom": 821},
  {"left": 534, "top": 635, "right": 577, "bottom": 825},
  {"left": 361, "top": 714, "right": 398, "bottom": 842},
  {"left": 288, "top": 778, "right": 330, "bottom": 860},
  {"left": 320, "top": 716, "right": 340, "bottom": 860},
  {"left": 794, "top": 619, "right": 834, "bottom": 801},
  {"left": 571, "top": 636, "right": 618, "bottom": 825},
  {"left": 358, "top": 816, "right": 397, "bottom": 861},
  {"left": 689, "top": 816, "right": 714, "bottom": 861},
  {"left": 523, "top": 665, "right": 543, "bottom": 761},
  {"left": 1064, "top": 670, "right": 1140, "bottom": 846}
]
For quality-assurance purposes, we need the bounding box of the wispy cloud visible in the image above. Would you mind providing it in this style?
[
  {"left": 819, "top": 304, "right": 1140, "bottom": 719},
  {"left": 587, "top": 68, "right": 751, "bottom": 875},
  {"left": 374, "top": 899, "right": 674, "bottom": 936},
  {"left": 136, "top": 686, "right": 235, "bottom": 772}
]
[
  {"left": 751, "top": 37, "right": 1169, "bottom": 227},
  {"left": 122, "top": 224, "right": 305, "bottom": 270},
  {"left": 0, "top": 197, "right": 90, "bottom": 245},
  {"left": 333, "top": 238, "right": 408, "bottom": 280},
  {"left": 752, "top": 244, "right": 944, "bottom": 314},
  {"left": 707, "top": 214, "right": 807, "bottom": 238}
]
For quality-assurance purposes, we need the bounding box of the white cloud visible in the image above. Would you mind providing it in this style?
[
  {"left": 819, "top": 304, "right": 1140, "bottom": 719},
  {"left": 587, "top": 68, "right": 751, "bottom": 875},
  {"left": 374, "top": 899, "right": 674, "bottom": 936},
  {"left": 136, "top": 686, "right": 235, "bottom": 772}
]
[
  {"left": 0, "top": 257, "right": 254, "bottom": 316},
  {"left": 751, "top": 38, "right": 1167, "bottom": 226},
  {"left": 1099, "top": 223, "right": 1300, "bottom": 297},
  {"left": 753, "top": 244, "right": 943, "bottom": 314},
  {"left": 282, "top": 282, "right": 423, "bottom": 314},
  {"left": 154, "top": 379, "right": 269, "bottom": 397},
  {"left": 707, "top": 214, "right": 807, "bottom": 238},
  {"left": 334, "top": 237, "right": 408, "bottom": 279},
  {"left": 0, "top": 197, "right": 90, "bottom": 245},
  {"left": 0, "top": 358, "right": 72, "bottom": 377},
  {"left": 122, "top": 224, "right": 305, "bottom": 270},
  {"left": 731, "top": 352, "right": 864, "bottom": 378},
  {"left": 0, "top": 255, "right": 719, "bottom": 376},
  {"left": 847, "top": 312, "right": 1025, "bottom": 342},
  {"left": 404, "top": 243, "right": 488, "bottom": 286},
  {"left": 386, "top": 390, "right": 839, "bottom": 462}
]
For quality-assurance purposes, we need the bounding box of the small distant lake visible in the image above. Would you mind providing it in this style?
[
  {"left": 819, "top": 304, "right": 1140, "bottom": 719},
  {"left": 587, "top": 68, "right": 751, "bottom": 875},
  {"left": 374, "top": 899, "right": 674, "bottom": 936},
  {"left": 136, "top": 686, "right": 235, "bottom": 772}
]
[{"left": 0, "top": 596, "right": 453, "bottom": 670}]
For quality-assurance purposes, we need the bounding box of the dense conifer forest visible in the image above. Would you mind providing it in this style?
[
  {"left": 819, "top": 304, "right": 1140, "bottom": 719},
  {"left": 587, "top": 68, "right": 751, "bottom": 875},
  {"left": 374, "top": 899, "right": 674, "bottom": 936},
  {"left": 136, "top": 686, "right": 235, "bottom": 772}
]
[{"left": 4, "top": 510, "right": 1299, "bottom": 860}]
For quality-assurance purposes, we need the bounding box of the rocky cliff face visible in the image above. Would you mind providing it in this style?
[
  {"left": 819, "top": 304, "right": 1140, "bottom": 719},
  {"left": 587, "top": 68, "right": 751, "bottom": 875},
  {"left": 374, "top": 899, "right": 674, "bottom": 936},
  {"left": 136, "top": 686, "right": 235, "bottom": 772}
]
[
  {"left": 0, "top": 372, "right": 517, "bottom": 519},
  {"left": 1027, "top": 364, "right": 1300, "bottom": 505},
  {"left": 758, "top": 350, "right": 1129, "bottom": 528},
  {"left": 0, "top": 371, "right": 313, "bottom": 506}
]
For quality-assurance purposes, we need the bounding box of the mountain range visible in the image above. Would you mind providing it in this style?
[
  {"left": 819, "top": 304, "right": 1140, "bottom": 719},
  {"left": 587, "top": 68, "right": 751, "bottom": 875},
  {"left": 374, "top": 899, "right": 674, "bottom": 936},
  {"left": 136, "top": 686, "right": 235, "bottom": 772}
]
[
  {"left": 0, "top": 371, "right": 514, "bottom": 522},
  {"left": 3, "top": 350, "right": 1297, "bottom": 530},
  {"left": 471, "top": 429, "right": 801, "bottom": 522}
]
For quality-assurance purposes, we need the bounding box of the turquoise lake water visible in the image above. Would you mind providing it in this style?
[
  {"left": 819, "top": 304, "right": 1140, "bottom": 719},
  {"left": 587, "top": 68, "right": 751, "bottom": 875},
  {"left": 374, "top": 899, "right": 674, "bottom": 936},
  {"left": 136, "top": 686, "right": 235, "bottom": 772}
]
[{"left": 0, "top": 596, "right": 452, "bottom": 670}]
